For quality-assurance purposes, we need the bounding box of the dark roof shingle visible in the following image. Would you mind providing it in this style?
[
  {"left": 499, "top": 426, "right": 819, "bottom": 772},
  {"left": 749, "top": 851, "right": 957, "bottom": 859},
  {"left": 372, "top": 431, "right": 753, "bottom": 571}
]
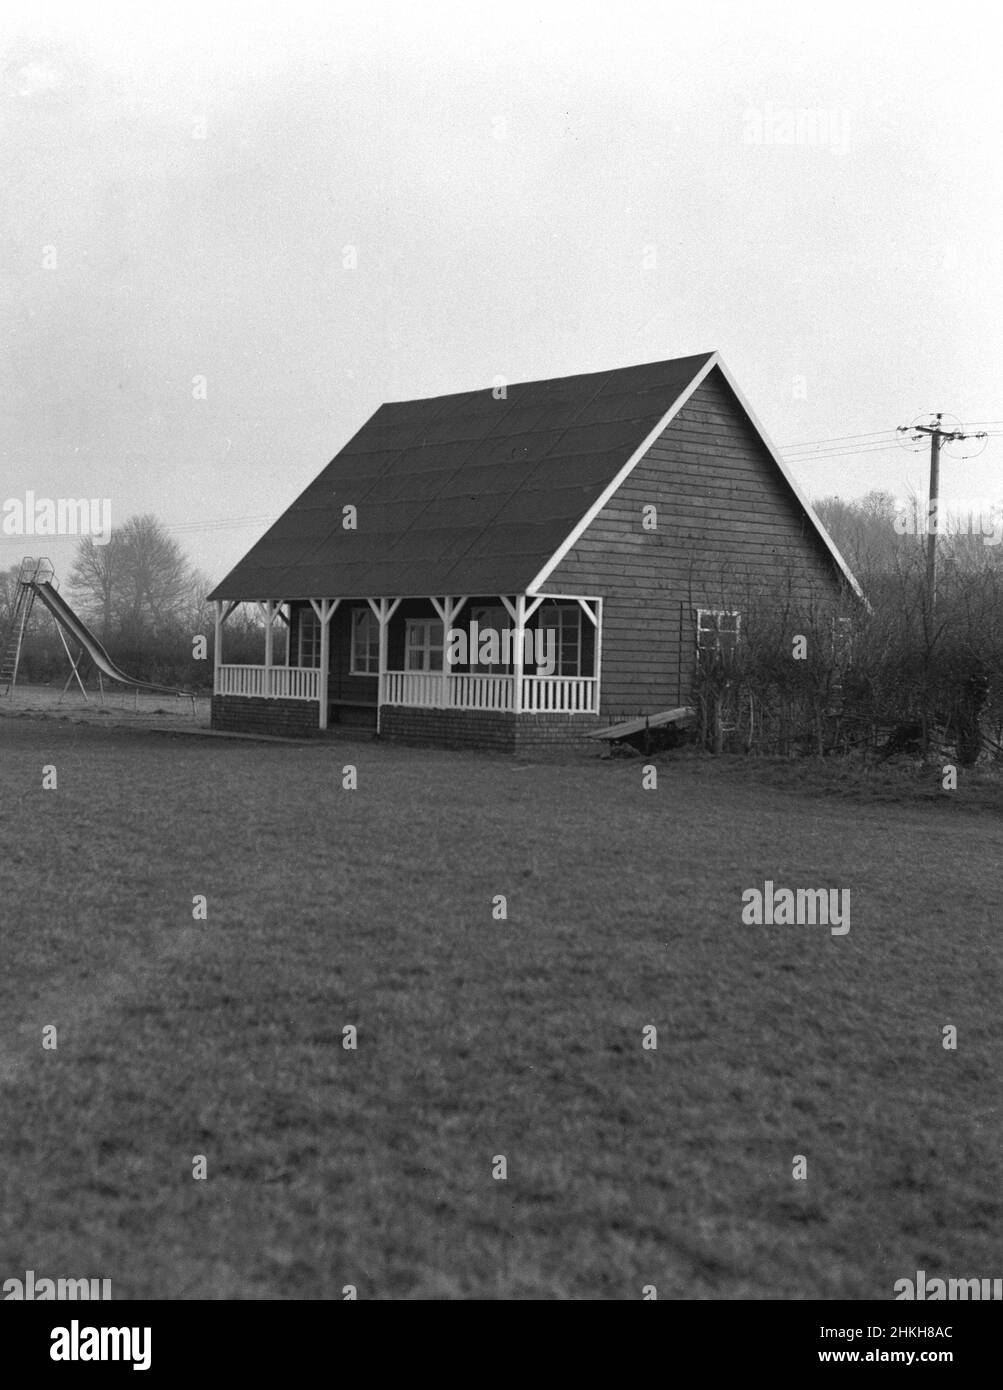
[{"left": 209, "top": 352, "right": 715, "bottom": 600}]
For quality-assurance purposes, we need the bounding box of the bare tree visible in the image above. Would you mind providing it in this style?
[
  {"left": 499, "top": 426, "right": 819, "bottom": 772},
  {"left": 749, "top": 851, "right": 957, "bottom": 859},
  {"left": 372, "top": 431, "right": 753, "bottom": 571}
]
[
  {"left": 115, "top": 515, "right": 191, "bottom": 631},
  {"left": 70, "top": 515, "right": 191, "bottom": 634},
  {"left": 814, "top": 490, "right": 906, "bottom": 580},
  {"left": 183, "top": 567, "right": 216, "bottom": 635},
  {"left": 0, "top": 564, "right": 21, "bottom": 627},
  {"left": 69, "top": 534, "right": 126, "bottom": 637}
]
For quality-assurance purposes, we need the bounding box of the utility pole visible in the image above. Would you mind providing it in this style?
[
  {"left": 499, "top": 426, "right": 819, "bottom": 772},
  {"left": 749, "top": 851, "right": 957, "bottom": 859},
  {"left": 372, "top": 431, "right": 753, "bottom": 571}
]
[{"left": 896, "top": 414, "right": 986, "bottom": 613}]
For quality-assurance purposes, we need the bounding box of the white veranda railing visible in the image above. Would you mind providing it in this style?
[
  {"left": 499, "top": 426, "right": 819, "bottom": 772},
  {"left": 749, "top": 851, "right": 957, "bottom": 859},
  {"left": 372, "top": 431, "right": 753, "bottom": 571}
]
[
  {"left": 217, "top": 666, "right": 598, "bottom": 713},
  {"left": 217, "top": 664, "right": 321, "bottom": 701},
  {"left": 382, "top": 670, "right": 597, "bottom": 713}
]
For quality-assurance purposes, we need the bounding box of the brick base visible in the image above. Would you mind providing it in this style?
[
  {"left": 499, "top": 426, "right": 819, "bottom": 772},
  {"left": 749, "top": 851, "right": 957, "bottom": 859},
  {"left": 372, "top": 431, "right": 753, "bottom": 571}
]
[
  {"left": 379, "top": 705, "right": 599, "bottom": 751},
  {"left": 511, "top": 712, "right": 602, "bottom": 749},
  {"left": 210, "top": 697, "right": 600, "bottom": 750},
  {"left": 211, "top": 695, "right": 322, "bottom": 738}
]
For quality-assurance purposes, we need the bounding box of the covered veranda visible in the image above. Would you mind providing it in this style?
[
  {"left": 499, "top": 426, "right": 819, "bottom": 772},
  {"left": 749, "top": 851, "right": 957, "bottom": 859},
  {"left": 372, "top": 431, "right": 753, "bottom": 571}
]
[{"left": 213, "top": 593, "right": 603, "bottom": 729}]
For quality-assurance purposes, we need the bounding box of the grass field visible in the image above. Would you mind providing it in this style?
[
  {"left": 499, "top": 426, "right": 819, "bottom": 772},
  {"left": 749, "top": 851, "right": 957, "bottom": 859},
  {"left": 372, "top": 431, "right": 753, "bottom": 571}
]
[{"left": 1, "top": 707, "right": 1000, "bottom": 1299}]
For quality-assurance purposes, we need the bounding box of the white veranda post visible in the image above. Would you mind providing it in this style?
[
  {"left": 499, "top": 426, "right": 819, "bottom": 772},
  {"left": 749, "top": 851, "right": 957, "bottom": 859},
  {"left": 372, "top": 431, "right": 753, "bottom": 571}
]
[
  {"left": 309, "top": 599, "right": 340, "bottom": 730},
  {"left": 259, "top": 601, "right": 278, "bottom": 675},
  {"left": 575, "top": 597, "right": 601, "bottom": 712},
  {"left": 213, "top": 600, "right": 240, "bottom": 695},
  {"left": 429, "top": 597, "right": 465, "bottom": 708},
  {"left": 500, "top": 594, "right": 544, "bottom": 714},
  {"left": 271, "top": 601, "right": 290, "bottom": 667},
  {"left": 214, "top": 600, "right": 223, "bottom": 689},
  {"left": 367, "top": 597, "right": 402, "bottom": 733},
  {"left": 592, "top": 598, "right": 603, "bottom": 713},
  {"left": 500, "top": 595, "right": 524, "bottom": 713}
]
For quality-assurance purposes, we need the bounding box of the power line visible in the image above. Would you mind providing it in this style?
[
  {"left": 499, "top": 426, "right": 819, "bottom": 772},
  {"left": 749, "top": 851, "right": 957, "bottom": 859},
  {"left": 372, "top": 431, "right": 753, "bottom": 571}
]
[
  {"left": 781, "top": 422, "right": 1001, "bottom": 459},
  {"left": 162, "top": 516, "right": 273, "bottom": 534},
  {"left": 783, "top": 434, "right": 1000, "bottom": 464},
  {"left": 779, "top": 428, "right": 898, "bottom": 451},
  {"left": 782, "top": 443, "right": 913, "bottom": 462}
]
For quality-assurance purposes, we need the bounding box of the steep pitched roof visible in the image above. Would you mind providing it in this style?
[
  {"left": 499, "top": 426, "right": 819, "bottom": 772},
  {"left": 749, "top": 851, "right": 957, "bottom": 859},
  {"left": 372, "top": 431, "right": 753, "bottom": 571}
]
[
  {"left": 209, "top": 353, "right": 715, "bottom": 600},
  {"left": 209, "top": 351, "right": 862, "bottom": 601}
]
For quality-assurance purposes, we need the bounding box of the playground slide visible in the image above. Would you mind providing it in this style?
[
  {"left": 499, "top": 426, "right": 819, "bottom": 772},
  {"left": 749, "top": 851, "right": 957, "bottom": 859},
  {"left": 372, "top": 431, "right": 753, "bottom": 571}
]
[{"left": 29, "top": 581, "right": 197, "bottom": 701}]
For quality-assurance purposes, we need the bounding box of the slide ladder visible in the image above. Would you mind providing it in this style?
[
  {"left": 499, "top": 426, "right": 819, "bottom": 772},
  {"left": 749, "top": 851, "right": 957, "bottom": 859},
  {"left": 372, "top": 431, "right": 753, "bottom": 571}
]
[{"left": 1, "top": 557, "right": 54, "bottom": 697}]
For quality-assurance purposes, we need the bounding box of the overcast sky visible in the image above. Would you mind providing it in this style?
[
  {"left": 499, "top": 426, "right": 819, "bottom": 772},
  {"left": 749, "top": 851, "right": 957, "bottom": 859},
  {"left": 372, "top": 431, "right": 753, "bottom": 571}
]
[{"left": 2, "top": 0, "right": 1001, "bottom": 583}]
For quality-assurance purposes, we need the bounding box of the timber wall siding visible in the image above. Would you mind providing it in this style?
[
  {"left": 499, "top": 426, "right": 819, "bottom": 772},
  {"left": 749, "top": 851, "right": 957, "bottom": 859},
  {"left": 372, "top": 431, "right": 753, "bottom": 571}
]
[{"left": 541, "top": 367, "right": 846, "bottom": 718}]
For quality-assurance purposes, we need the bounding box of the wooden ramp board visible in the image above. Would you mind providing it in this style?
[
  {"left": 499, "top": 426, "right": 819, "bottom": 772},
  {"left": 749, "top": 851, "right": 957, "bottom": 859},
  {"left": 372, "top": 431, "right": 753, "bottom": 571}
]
[{"left": 587, "top": 706, "right": 696, "bottom": 741}]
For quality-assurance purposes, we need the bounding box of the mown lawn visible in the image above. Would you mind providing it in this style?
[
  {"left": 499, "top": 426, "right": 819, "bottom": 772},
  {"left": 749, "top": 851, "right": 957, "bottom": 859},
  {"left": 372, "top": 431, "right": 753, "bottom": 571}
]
[{"left": 0, "top": 717, "right": 999, "bottom": 1299}]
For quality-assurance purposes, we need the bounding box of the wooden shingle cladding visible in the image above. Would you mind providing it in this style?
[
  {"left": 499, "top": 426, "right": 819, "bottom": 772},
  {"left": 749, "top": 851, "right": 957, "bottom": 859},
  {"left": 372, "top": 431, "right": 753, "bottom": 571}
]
[{"left": 539, "top": 367, "right": 853, "bottom": 717}]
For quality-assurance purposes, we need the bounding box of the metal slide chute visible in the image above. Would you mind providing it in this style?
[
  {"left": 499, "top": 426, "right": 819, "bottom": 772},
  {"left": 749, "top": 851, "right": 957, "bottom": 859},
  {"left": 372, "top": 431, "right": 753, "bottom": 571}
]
[{"left": 1, "top": 557, "right": 197, "bottom": 712}]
